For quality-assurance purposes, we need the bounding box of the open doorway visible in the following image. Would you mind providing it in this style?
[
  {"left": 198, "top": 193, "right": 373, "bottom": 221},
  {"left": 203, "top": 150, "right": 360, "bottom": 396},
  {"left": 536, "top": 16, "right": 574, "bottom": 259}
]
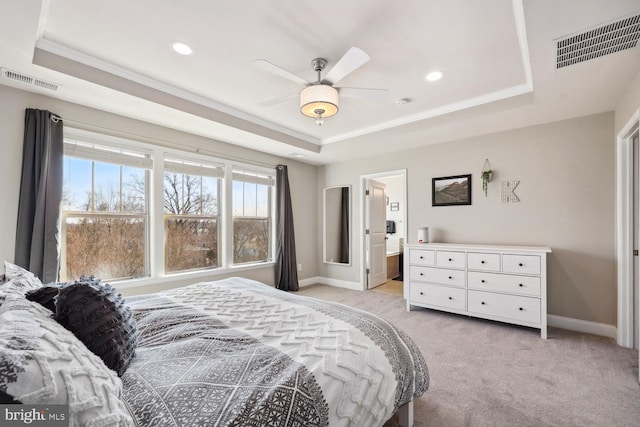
[
  {"left": 360, "top": 169, "right": 407, "bottom": 295},
  {"left": 616, "top": 110, "right": 640, "bottom": 383}
]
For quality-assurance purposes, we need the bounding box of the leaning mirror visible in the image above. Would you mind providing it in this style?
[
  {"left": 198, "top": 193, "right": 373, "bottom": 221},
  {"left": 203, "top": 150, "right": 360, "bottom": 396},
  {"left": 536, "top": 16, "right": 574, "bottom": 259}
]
[{"left": 323, "top": 185, "right": 351, "bottom": 265}]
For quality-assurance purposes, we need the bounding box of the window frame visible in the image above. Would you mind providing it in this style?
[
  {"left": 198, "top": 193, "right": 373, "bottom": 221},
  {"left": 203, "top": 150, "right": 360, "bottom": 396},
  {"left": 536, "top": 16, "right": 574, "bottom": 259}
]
[
  {"left": 60, "top": 128, "right": 277, "bottom": 288},
  {"left": 61, "top": 135, "right": 152, "bottom": 282},
  {"left": 163, "top": 155, "right": 224, "bottom": 274},
  {"left": 231, "top": 167, "right": 275, "bottom": 266}
]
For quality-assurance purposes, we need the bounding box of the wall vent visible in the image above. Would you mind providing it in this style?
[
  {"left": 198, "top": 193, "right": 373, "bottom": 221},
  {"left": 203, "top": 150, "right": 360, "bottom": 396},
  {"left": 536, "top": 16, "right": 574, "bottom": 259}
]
[
  {"left": 556, "top": 13, "right": 640, "bottom": 69},
  {"left": 1, "top": 67, "right": 61, "bottom": 91}
]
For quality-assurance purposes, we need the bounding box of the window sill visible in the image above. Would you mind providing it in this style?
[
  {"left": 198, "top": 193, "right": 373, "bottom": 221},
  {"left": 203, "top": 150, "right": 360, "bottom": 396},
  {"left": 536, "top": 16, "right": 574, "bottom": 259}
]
[{"left": 111, "top": 262, "right": 275, "bottom": 290}]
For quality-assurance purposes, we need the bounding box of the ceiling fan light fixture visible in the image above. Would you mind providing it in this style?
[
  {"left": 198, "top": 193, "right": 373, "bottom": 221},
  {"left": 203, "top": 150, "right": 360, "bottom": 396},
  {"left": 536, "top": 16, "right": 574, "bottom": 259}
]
[{"left": 300, "top": 84, "right": 338, "bottom": 124}]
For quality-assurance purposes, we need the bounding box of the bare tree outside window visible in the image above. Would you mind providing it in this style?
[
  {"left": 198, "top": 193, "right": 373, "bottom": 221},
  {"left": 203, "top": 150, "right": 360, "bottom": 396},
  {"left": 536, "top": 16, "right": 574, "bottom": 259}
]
[
  {"left": 63, "top": 157, "right": 148, "bottom": 281},
  {"left": 62, "top": 142, "right": 274, "bottom": 282},
  {"left": 232, "top": 171, "right": 273, "bottom": 264},
  {"left": 163, "top": 159, "right": 220, "bottom": 274}
]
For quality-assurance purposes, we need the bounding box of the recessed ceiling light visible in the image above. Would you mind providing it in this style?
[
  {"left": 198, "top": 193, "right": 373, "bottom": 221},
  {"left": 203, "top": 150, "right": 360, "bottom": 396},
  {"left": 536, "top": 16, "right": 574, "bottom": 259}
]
[
  {"left": 171, "top": 41, "right": 193, "bottom": 55},
  {"left": 290, "top": 152, "right": 306, "bottom": 158},
  {"left": 425, "top": 70, "right": 444, "bottom": 82}
]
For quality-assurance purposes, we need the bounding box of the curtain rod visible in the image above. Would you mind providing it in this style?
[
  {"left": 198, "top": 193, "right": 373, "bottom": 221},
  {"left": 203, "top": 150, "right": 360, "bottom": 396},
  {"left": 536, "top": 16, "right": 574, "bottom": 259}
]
[{"left": 50, "top": 114, "right": 280, "bottom": 169}]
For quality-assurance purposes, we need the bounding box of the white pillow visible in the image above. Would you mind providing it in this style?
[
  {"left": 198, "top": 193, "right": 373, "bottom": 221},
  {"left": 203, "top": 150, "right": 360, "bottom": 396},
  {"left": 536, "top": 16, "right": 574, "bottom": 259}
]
[
  {"left": 3, "top": 261, "right": 43, "bottom": 291},
  {"left": 0, "top": 293, "right": 134, "bottom": 427}
]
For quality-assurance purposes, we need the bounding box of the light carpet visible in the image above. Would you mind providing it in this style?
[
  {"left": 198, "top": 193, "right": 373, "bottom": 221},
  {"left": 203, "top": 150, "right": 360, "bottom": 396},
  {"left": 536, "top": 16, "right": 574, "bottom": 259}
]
[{"left": 296, "top": 284, "right": 640, "bottom": 427}]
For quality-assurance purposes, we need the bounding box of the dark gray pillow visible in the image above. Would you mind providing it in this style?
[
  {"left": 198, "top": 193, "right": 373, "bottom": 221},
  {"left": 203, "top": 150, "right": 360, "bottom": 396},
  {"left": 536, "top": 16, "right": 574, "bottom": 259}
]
[
  {"left": 54, "top": 276, "right": 138, "bottom": 376},
  {"left": 0, "top": 389, "right": 21, "bottom": 404},
  {"left": 25, "top": 282, "right": 68, "bottom": 312}
]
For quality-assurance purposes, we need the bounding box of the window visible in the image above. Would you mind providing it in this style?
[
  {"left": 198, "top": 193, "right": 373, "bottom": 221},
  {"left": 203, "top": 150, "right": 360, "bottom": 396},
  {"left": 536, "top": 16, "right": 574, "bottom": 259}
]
[
  {"left": 232, "top": 169, "right": 274, "bottom": 264},
  {"left": 164, "top": 157, "right": 222, "bottom": 273},
  {"left": 60, "top": 129, "right": 276, "bottom": 284},
  {"left": 62, "top": 138, "right": 152, "bottom": 282}
]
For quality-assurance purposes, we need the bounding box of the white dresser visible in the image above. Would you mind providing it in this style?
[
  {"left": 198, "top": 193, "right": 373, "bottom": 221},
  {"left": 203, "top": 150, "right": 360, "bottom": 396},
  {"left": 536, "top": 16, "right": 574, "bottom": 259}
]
[{"left": 404, "top": 243, "right": 552, "bottom": 338}]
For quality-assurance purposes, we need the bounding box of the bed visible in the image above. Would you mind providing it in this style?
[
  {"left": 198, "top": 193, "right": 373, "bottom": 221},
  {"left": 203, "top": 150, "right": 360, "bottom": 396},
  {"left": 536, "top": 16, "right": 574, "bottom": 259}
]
[{"left": 1, "top": 267, "right": 428, "bottom": 427}]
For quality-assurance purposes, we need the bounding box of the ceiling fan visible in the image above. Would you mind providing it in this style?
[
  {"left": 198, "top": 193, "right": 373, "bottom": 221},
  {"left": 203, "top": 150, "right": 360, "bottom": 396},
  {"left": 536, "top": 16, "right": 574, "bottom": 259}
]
[{"left": 253, "top": 47, "right": 388, "bottom": 125}]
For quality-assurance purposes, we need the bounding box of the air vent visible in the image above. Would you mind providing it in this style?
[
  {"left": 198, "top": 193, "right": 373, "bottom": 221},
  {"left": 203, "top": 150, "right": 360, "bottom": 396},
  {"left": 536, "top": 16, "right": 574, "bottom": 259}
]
[
  {"left": 556, "top": 13, "right": 640, "bottom": 69},
  {"left": 1, "top": 67, "right": 61, "bottom": 91}
]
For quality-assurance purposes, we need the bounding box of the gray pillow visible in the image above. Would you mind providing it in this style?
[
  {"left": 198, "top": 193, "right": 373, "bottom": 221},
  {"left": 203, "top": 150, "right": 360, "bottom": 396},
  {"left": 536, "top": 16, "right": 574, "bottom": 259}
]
[
  {"left": 0, "top": 263, "right": 43, "bottom": 308},
  {"left": 25, "top": 282, "right": 68, "bottom": 312},
  {"left": 0, "top": 292, "right": 133, "bottom": 425},
  {"left": 54, "top": 276, "right": 138, "bottom": 376}
]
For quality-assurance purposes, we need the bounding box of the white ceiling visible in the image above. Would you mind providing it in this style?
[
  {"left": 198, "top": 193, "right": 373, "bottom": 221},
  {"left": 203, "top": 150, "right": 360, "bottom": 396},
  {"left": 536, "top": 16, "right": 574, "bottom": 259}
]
[{"left": 1, "top": 0, "right": 639, "bottom": 165}]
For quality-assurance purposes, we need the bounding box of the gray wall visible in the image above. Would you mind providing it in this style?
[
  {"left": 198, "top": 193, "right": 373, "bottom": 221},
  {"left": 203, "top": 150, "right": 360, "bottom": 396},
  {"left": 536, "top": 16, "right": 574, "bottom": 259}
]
[
  {"left": 0, "top": 85, "right": 318, "bottom": 294},
  {"left": 615, "top": 70, "right": 640, "bottom": 134},
  {"left": 318, "top": 112, "right": 617, "bottom": 325}
]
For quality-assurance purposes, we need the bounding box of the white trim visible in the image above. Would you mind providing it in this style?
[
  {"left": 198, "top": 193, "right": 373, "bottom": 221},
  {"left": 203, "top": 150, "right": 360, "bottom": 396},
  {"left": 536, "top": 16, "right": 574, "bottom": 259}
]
[
  {"left": 512, "top": 0, "right": 533, "bottom": 89},
  {"left": 301, "top": 281, "right": 617, "bottom": 338},
  {"left": 299, "top": 276, "right": 361, "bottom": 290},
  {"left": 322, "top": 84, "right": 532, "bottom": 145},
  {"left": 112, "top": 262, "right": 276, "bottom": 290},
  {"left": 34, "top": 38, "right": 318, "bottom": 145},
  {"left": 360, "top": 170, "right": 408, "bottom": 292},
  {"left": 616, "top": 109, "right": 640, "bottom": 348},
  {"left": 60, "top": 126, "right": 276, "bottom": 284},
  {"left": 321, "top": 2, "right": 535, "bottom": 147},
  {"left": 548, "top": 315, "right": 617, "bottom": 339},
  {"left": 322, "top": 185, "right": 353, "bottom": 266},
  {"left": 298, "top": 277, "right": 320, "bottom": 288}
]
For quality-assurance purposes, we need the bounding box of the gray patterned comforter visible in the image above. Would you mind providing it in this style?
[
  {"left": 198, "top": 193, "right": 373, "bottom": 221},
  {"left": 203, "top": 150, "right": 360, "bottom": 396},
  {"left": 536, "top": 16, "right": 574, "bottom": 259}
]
[{"left": 121, "top": 278, "right": 428, "bottom": 427}]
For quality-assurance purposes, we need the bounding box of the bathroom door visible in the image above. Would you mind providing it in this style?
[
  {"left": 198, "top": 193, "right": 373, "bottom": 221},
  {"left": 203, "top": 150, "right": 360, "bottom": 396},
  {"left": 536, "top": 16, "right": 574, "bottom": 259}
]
[{"left": 366, "top": 179, "right": 387, "bottom": 288}]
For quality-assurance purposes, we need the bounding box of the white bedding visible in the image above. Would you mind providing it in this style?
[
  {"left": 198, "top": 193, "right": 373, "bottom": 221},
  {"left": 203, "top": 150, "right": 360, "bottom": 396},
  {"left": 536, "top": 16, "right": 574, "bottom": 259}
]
[{"left": 122, "top": 277, "right": 429, "bottom": 426}]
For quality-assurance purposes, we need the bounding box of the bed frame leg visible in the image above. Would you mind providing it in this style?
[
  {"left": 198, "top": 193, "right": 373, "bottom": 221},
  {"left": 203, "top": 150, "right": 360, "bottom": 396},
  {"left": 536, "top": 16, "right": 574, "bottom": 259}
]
[{"left": 398, "top": 401, "right": 414, "bottom": 427}]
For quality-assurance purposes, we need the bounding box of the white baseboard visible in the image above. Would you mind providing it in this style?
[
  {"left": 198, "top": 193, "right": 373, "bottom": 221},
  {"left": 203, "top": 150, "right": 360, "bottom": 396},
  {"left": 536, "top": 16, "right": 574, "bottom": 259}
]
[
  {"left": 298, "top": 282, "right": 617, "bottom": 340},
  {"left": 298, "top": 277, "right": 321, "bottom": 288},
  {"left": 299, "top": 276, "right": 363, "bottom": 290},
  {"left": 548, "top": 314, "right": 617, "bottom": 339}
]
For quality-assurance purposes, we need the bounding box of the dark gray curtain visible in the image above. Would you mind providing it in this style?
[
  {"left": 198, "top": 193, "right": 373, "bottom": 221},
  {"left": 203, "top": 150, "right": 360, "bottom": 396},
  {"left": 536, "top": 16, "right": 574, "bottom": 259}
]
[
  {"left": 339, "top": 187, "right": 349, "bottom": 263},
  {"left": 15, "top": 109, "right": 63, "bottom": 282},
  {"left": 275, "top": 165, "right": 299, "bottom": 291}
]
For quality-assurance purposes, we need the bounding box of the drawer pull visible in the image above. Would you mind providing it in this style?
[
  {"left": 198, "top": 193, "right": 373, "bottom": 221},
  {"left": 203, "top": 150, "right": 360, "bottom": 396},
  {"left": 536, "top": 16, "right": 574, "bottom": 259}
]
[
  {"left": 481, "top": 260, "right": 485, "bottom": 264},
  {"left": 481, "top": 301, "right": 486, "bottom": 305},
  {"left": 519, "top": 307, "right": 523, "bottom": 311},
  {"left": 481, "top": 279, "right": 486, "bottom": 283},
  {"left": 419, "top": 292, "right": 424, "bottom": 295},
  {"left": 448, "top": 296, "right": 453, "bottom": 300},
  {"left": 448, "top": 258, "right": 452, "bottom": 261},
  {"left": 448, "top": 276, "right": 453, "bottom": 279},
  {"left": 420, "top": 256, "right": 424, "bottom": 259},
  {"left": 420, "top": 272, "right": 424, "bottom": 276},
  {"left": 518, "top": 283, "right": 524, "bottom": 287},
  {"left": 519, "top": 263, "right": 523, "bottom": 267}
]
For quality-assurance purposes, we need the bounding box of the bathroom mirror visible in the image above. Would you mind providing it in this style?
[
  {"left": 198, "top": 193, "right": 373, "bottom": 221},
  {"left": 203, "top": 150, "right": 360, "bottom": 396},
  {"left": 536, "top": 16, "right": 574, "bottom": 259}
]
[{"left": 323, "top": 185, "right": 351, "bottom": 265}]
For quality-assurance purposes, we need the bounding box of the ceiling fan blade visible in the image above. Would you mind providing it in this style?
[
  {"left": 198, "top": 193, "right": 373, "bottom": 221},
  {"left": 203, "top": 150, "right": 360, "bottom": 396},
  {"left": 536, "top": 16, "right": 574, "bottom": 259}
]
[
  {"left": 258, "top": 93, "right": 298, "bottom": 107},
  {"left": 324, "top": 47, "right": 370, "bottom": 84},
  {"left": 338, "top": 87, "right": 389, "bottom": 101},
  {"left": 253, "top": 59, "right": 310, "bottom": 85}
]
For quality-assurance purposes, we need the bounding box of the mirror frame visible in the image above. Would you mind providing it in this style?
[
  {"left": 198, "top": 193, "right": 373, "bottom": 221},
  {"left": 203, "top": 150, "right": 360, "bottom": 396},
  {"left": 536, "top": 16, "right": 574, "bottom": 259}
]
[{"left": 323, "top": 185, "right": 351, "bottom": 265}]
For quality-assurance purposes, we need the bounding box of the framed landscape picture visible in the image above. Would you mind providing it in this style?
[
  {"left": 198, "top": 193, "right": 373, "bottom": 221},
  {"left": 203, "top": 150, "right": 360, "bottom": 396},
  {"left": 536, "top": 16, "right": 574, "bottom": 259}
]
[{"left": 432, "top": 174, "right": 472, "bottom": 206}]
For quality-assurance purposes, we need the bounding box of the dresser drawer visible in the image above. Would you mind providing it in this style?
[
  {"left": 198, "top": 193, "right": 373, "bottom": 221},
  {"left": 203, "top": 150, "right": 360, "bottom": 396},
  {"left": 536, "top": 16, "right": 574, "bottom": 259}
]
[
  {"left": 410, "top": 282, "right": 466, "bottom": 311},
  {"left": 468, "top": 272, "right": 541, "bottom": 297},
  {"left": 503, "top": 254, "right": 541, "bottom": 275},
  {"left": 467, "top": 252, "right": 500, "bottom": 272},
  {"left": 409, "top": 266, "right": 465, "bottom": 287},
  {"left": 467, "top": 290, "right": 541, "bottom": 324},
  {"left": 436, "top": 251, "right": 466, "bottom": 269},
  {"left": 409, "top": 249, "right": 435, "bottom": 266}
]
